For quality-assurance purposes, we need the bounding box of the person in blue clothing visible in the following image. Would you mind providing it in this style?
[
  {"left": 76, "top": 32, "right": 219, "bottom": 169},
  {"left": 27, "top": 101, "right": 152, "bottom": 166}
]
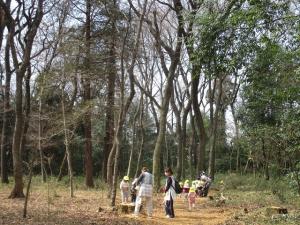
[{"left": 163, "top": 167, "right": 176, "bottom": 218}]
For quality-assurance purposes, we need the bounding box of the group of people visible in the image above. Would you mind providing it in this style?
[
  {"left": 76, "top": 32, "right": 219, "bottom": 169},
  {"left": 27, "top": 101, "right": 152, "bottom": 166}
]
[
  {"left": 119, "top": 167, "right": 212, "bottom": 219},
  {"left": 180, "top": 171, "right": 212, "bottom": 211}
]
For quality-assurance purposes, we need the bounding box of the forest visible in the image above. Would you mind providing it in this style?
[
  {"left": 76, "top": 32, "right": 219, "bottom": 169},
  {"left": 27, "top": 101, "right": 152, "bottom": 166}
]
[{"left": 0, "top": 0, "right": 300, "bottom": 225}]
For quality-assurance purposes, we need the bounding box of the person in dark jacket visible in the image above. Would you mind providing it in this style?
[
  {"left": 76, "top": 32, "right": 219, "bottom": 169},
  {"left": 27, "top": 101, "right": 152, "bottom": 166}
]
[{"left": 164, "top": 167, "right": 176, "bottom": 218}]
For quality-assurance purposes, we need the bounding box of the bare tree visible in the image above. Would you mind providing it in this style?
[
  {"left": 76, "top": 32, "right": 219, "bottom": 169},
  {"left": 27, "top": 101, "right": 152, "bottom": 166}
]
[
  {"left": 129, "top": 0, "right": 185, "bottom": 190},
  {"left": 170, "top": 67, "right": 192, "bottom": 180},
  {"left": 1, "top": 35, "right": 11, "bottom": 184},
  {"left": 83, "top": 0, "right": 94, "bottom": 188},
  {"left": 61, "top": 79, "right": 74, "bottom": 197},
  {"left": 0, "top": 5, "right": 5, "bottom": 51},
  {"left": 170, "top": 81, "right": 183, "bottom": 180},
  {"left": 102, "top": 0, "right": 117, "bottom": 182},
  {"left": 208, "top": 76, "right": 226, "bottom": 179},
  {"left": 20, "top": 66, "right": 32, "bottom": 173},
  {"left": 0, "top": 0, "right": 45, "bottom": 198},
  {"left": 108, "top": 0, "right": 147, "bottom": 206},
  {"left": 127, "top": 95, "right": 142, "bottom": 178},
  {"left": 134, "top": 94, "right": 145, "bottom": 178}
]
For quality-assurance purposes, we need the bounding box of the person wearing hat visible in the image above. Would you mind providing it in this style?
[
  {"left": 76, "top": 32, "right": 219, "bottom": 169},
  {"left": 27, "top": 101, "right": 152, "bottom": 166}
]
[
  {"left": 179, "top": 181, "right": 184, "bottom": 189},
  {"left": 120, "top": 176, "right": 130, "bottom": 203},
  {"left": 199, "top": 173, "right": 212, "bottom": 197},
  {"left": 188, "top": 187, "right": 197, "bottom": 211},
  {"left": 179, "top": 182, "right": 184, "bottom": 197},
  {"left": 182, "top": 180, "right": 190, "bottom": 201},
  {"left": 192, "top": 180, "right": 197, "bottom": 188}
]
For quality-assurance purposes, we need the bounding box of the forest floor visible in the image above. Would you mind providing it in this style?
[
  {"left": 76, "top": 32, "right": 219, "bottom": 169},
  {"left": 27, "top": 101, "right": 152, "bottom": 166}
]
[{"left": 0, "top": 174, "right": 300, "bottom": 225}]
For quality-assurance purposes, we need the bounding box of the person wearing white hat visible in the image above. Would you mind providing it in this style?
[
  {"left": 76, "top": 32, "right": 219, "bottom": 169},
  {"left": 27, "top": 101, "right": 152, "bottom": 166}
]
[{"left": 120, "top": 176, "right": 130, "bottom": 203}]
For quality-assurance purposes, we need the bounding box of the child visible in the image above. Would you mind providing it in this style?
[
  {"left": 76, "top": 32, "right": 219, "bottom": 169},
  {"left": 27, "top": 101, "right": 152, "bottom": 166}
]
[
  {"left": 179, "top": 182, "right": 184, "bottom": 197},
  {"left": 188, "top": 187, "right": 196, "bottom": 211},
  {"left": 182, "top": 180, "right": 190, "bottom": 201},
  {"left": 192, "top": 180, "right": 197, "bottom": 189},
  {"left": 179, "top": 182, "right": 184, "bottom": 190},
  {"left": 120, "top": 176, "right": 130, "bottom": 203}
]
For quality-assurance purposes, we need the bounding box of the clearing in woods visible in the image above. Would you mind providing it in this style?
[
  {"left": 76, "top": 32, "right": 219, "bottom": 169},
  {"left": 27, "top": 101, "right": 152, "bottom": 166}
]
[
  {"left": 0, "top": 183, "right": 233, "bottom": 225},
  {"left": 124, "top": 192, "right": 234, "bottom": 225},
  {"left": 1, "top": 175, "right": 300, "bottom": 225}
]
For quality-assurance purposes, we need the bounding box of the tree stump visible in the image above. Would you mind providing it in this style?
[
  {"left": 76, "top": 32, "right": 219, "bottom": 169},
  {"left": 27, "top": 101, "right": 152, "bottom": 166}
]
[
  {"left": 216, "top": 199, "right": 226, "bottom": 207},
  {"left": 215, "top": 193, "right": 226, "bottom": 206},
  {"left": 118, "top": 203, "right": 136, "bottom": 214},
  {"left": 266, "top": 207, "right": 288, "bottom": 216}
]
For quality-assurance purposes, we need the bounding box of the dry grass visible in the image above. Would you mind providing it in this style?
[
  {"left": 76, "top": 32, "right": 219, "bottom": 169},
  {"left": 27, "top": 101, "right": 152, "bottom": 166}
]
[
  {"left": 0, "top": 177, "right": 235, "bottom": 225},
  {"left": 3, "top": 174, "right": 299, "bottom": 225},
  {"left": 215, "top": 174, "right": 300, "bottom": 225}
]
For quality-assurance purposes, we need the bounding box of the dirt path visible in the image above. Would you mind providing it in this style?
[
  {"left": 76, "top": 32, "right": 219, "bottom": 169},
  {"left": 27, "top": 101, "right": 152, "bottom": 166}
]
[
  {"left": 0, "top": 185, "right": 235, "bottom": 225},
  {"left": 124, "top": 195, "right": 235, "bottom": 225}
]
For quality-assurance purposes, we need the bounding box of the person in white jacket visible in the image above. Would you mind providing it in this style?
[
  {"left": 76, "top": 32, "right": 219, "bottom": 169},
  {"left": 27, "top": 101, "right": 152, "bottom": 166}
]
[
  {"left": 133, "top": 167, "right": 153, "bottom": 218},
  {"left": 164, "top": 167, "right": 176, "bottom": 218}
]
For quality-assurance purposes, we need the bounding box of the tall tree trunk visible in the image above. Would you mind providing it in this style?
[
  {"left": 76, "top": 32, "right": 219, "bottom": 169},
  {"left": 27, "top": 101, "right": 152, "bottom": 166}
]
[
  {"left": 110, "top": 0, "right": 147, "bottom": 205},
  {"left": 231, "top": 103, "right": 240, "bottom": 172},
  {"left": 38, "top": 78, "right": 46, "bottom": 182},
  {"left": 181, "top": 100, "right": 191, "bottom": 179},
  {"left": 20, "top": 67, "right": 31, "bottom": 164},
  {"left": 126, "top": 0, "right": 185, "bottom": 191},
  {"left": 165, "top": 135, "right": 170, "bottom": 167},
  {"left": 61, "top": 85, "right": 74, "bottom": 197},
  {"left": 107, "top": 142, "right": 116, "bottom": 197},
  {"left": 175, "top": 122, "right": 183, "bottom": 180},
  {"left": 59, "top": 50, "right": 77, "bottom": 190},
  {"left": 261, "top": 138, "right": 269, "bottom": 181},
  {"left": 0, "top": 7, "right": 5, "bottom": 51},
  {"left": 0, "top": 67, "right": 3, "bottom": 142},
  {"left": 110, "top": 117, "right": 126, "bottom": 206},
  {"left": 1, "top": 42, "right": 11, "bottom": 184},
  {"left": 149, "top": 98, "right": 159, "bottom": 134},
  {"left": 208, "top": 79, "right": 223, "bottom": 180},
  {"left": 191, "top": 67, "right": 207, "bottom": 173},
  {"left": 84, "top": 0, "right": 94, "bottom": 188},
  {"left": 5, "top": 0, "right": 44, "bottom": 198},
  {"left": 134, "top": 95, "right": 145, "bottom": 178},
  {"left": 83, "top": 86, "right": 94, "bottom": 187},
  {"left": 153, "top": 76, "right": 174, "bottom": 190},
  {"left": 189, "top": 113, "right": 196, "bottom": 178},
  {"left": 127, "top": 126, "right": 136, "bottom": 177},
  {"left": 127, "top": 97, "right": 140, "bottom": 177},
  {"left": 23, "top": 162, "right": 33, "bottom": 218},
  {"left": 57, "top": 152, "right": 67, "bottom": 181},
  {"left": 102, "top": 6, "right": 117, "bottom": 181},
  {"left": 171, "top": 90, "right": 182, "bottom": 180},
  {"left": 152, "top": 26, "right": 184, "bottom": 190},
  {"left": 215, "top": 104, "right": 226, "bottom": 159},
  {"left": 182, "top": 10, "right": 208, "bottom": 173},
  {"left": 9, "top": 73, "right": 25, "bottom": 198},
  {"left": 208, "top": 127, "right": 218, "bottom": 180},
  {"left": 110, "top": 64, "right": 136, "bottom": 205}
]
